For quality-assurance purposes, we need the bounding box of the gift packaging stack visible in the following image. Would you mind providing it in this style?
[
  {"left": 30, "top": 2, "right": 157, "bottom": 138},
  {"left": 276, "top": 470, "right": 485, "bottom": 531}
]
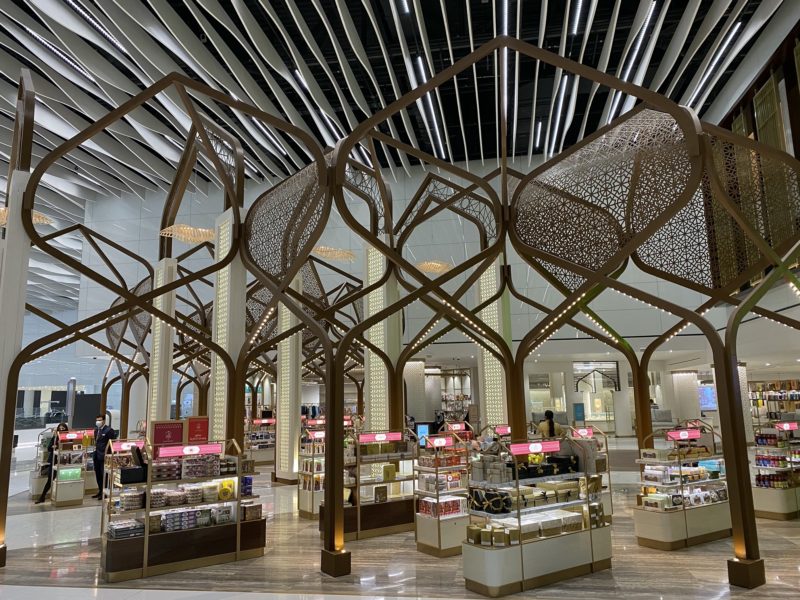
[
  {"left": 417, "top": 471, "right": 464, "bottom": 493},
  {"left": 107, "top": 519, "right": 145, "bottom": 539},
  {"left": 181, "top": 455, "right": 220, "bottom": 479},
  {"left": 151, "top": 460, "right": 181, "bottom": 481},
  {"left": 418, "top": 495, "right": 467, "bottom": 518}
]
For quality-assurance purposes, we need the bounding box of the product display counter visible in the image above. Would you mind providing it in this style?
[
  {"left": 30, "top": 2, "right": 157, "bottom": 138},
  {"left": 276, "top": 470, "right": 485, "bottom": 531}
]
[
  {"left": 463, "top": 428, "right": 612, "bottom": 596},
  {"left": 633, "top": 422, "right": 731, "bottom": 550},
  {"left": 751, "top": 422, "right": 800, "bottom": 520},
  {"left": 51, "top": 429, "right": 96, "bottom": 506},
  {"left": 319, "top": 430, "right": 416, "bottom": 540},
  {"left": 101, "top": 438, "right": 265, "bottom": 582},
  {"left": 298, "top": 427, "right": 326, "bottom": 519},
  {"left": 246, "top": 418, "right": 275, "bottom": 465}
]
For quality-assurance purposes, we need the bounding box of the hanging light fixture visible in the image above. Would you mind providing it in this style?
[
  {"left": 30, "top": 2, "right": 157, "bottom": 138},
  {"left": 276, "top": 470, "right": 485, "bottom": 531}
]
[
  {"left": 159, "top": 224, "right": 215, "bottom": 244},
  {"left": 417, "top": 260, "right": 453, "bottom": 275},
  {"left": 0, "top": 207, "right": 54, "bottom": 227},
  {"left": 312, "top": 245, "right": 355, "bottom": 261}
]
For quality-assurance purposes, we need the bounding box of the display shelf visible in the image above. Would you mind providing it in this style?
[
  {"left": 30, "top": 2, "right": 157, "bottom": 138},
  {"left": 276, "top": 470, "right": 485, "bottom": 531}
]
[
  {"left": 633, "top": 421, "right": 730, "bottom": 550},
  {"left": 101, "top": 436, "right": 265, "bottom": 582},
  {"left": 462, "top": 427, "right": 613, "bottom": 596},
  {"left": 750, "top": 422, "right": 800, "bottom": 520},
  {"left": 415, "top": 464, "right": 466, "bottom": 473},
  {"left": 297, "top": 426, "right": 328, "bottom": 519},
  {"left": 245, "top": 418, "right": 275, "bottom": 466}
]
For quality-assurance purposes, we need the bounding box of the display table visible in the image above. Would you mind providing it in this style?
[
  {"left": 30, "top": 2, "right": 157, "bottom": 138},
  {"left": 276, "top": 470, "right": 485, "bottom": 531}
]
[
  {"left": 463, "top": 526, "right": 612, "bottom": 597},
  {"left": 633, "top": 502, "right": 731, "bottom": 550},
  {"left": 752, "top": 486, "right": 800, "bottom": 520},
  {"left": 416, "top": 512, "right": 470, "bottom": 557}
]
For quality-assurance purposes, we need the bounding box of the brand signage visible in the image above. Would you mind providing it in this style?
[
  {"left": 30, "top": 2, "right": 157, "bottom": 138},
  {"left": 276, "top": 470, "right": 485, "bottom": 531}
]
[
  {"left": 445, "top": 422, "right": 466, "bottom": 432},
  {"left": 306, "top": 419, "right": 325, "bottom": 426},
  {"left": 572, "top": 428, "right": 594, "bottom": 439},
  {"left": 426, "top": 436, "right": 454, "bottom": 448},
  {"left": 156, "top": 442, "right": 223, "bottom": 458},
  {"left": 510, "top": 440, "right": 561, "bottom": 455},
  {"left": 110, "top": 440, "right": 145, "bottom": 452},
  {"left": 494, "top": 425, "right": 511, "bottom": 436},
  {"left": 152, "top": 421, "right": 185, "bottom": 446},
  {"left": 666, "top": 428, "right": 701, "bottom": 441},
  {"left": 310, "top": 430, "right": 326, "bottom": 439},
  {"left": 358, "top": 431, "right": 402, "bottom": 443},
  {"left": 775, "top": 422, "right": 798, "bottom": 431},
  {"left": 186, "top": 416, "right": 209, "bottom": 444}
]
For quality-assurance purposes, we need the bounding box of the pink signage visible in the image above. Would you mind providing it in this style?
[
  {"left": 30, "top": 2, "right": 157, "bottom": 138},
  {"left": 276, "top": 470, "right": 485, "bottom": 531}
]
[
  {"left": 666, "top": 428, "right": 701, "bottom": 441},
  {"left": 310, "top": 431, "right": 325, "bottom": 439},
  {"left": 776, "top": 422, "right": 798, "bottom": 431},
  {"left": 572, "top": 428, "right": 594, "bottom": 439},
  {"left": 110, "top": 440, "right": 145, "bottom": 452},
  {"left": 494, "top": 425, "right": 511, "bottom": 436},
  {"left": 156, "top": 442, "right": 223, "bottom": 458},
  {"left": 252, "top": 418, "right": 276, "bottom": 426},
  {"left": 307, "top": 419, "right": 326, "bottom": 426},
  {"left": 445, "top": 422, "right": 466, "bottom": 432},
  {"left": 510, "top": 440, "right": 561, "bottom": 455},
  {"left": 358, "top": 431, "right": 402, "bottom": 443},
  {"left": 426, "top": 436, "right": 455, "bottom": 448}
]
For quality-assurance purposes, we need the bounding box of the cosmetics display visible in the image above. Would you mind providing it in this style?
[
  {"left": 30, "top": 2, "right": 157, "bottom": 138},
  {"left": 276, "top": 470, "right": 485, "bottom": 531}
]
[
  {"left": 750, "top": 423, "right": 800, "bottom": 520},
  {"left": 246, "top": 418, "right": 276, "bottom": 465},
  {"left": 414, "top": 432, "right": 470, "bottom": 557},
  {"left": 100, "top": 437, "right": 266, "bottom": 583},
  {"left": 462, "top": 429, "right": 613, "bottom": 597},
  {"left": 633, "top": 422, "right": 731, "bottom": 550},
  {"left": 318, "top": 430, "right": 417, "bottom": 541}
]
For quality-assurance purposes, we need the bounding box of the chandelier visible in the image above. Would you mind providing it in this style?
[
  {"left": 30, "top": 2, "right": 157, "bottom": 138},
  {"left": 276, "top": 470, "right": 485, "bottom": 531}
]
[
  {"left": 159, "top": 224, "right": 215, "bottom": 244},
  {"left": 416, "top": 260, "right": 452, "bottom": 274},
  {"left": 312, "top": 245, "right": 355, "bottom": 261},
  {"left": 0, "top": 207, "right": 54, "bottom": 227}
]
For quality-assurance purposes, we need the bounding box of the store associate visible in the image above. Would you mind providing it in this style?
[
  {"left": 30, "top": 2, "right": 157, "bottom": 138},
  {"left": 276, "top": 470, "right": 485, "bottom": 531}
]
[{"left": 92, "top": 414, "right": 117, "bottom": 499}]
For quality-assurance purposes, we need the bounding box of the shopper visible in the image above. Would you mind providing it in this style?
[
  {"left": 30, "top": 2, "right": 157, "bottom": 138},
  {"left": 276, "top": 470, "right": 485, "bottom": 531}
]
[
  {"left": 35, "top": 422, "right": 69, "bottom": 504},
  {"left": 537, "top": 410, "right": 564, "bottom": 438},
  {"left": 92, "top": 414, "right": 117, "bottom": 499}
]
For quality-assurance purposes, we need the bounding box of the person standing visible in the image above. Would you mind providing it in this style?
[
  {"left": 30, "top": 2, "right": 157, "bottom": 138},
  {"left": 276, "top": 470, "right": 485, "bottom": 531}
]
[
  {"left": 35, "top": 423, "right": 69, "bottom": 504},
  {"left": 92, "top": 414, "right": 117, "bottom": 499},
  {"left": 536, "top": 409, "right": 564, "bottom": 438}
]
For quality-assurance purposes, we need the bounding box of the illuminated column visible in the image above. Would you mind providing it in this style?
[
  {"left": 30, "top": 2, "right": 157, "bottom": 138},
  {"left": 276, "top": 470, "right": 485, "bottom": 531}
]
[
  {"left": 476, "top": 259, "right": 508, "bottom": 427},
  {"left": 671, "top": 371, "right": 701, "bottom": 422},
  {"left": 404, "top": 361, "right": 427, "bottom": 421},
  {"left": 724, "top": 363, "right": 754, "bottom": 444},
  {"left": 364, "top": 245, "right": 389, "bottom": 431},
  {"left": 209, "top": 208, "right": 246, "bottom": 441},
  {"left": 275, "top": 274, "right": 302, "bottom": 482},
  {"left": 147, "top": 257, "right": 177, "bottom": 431}
]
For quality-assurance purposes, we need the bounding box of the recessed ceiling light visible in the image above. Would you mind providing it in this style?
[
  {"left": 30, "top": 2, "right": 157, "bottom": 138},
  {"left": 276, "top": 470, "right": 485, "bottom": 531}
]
[
  {"left": 470, "top": 355, "right": 474, "bottom": 359},
  {"left": 766, "top": 363, "right": 771, "bottom": 366}
]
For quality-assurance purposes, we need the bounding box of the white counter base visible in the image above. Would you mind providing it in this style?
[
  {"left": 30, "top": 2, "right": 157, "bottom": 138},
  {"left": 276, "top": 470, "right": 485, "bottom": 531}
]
[
  {"left": 416, "top": 513, "right": 470, "bottom": 557},
  {"left": 753, "top": 486, "right": 800, "bottom": 520},
  {"left": 298, "top": 489, "right": 324, "bottom": 519},
  {"left": 462, "top": 526, "right": 612, "bottom": 597},
  {"left": 633, "top": 501, "right": 732, "bottom": 550}
]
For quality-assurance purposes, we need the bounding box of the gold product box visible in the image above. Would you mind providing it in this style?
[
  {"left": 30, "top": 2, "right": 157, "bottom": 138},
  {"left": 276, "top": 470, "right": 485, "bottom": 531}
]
[
  {"left": 508, "top": 527, "right": 520, "bottom": 545},
  {"left": 492, "top": 529, "right": 506, "bottom": 547},
  {"left": 467, "top": 525, "right": 482, "bottom": 545},
  {"left": 480, "top": 528, "right": 493, "bottom": 546},
  {"left": 382, "top": 464, "right": 396, "bottom": 482}
]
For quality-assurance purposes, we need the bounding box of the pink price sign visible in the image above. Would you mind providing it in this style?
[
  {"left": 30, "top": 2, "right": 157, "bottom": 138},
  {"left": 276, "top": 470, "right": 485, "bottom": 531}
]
[
  {"left": 510, "top": 440, "right": 561, "bottom": 455},
  {"left": 572, "top": 428, "right": 594, "bottom": 439},
  {"left": 445, "top": 422, "right": 466, "bottom": 432},
  {"left": 110, "top": 440, "right": 145, "bottom": 452},
  {"left": 156, "top": 442, "right": 223, "bottom": 458},
  {"left": 666, "top": 428, "right": 701, "bottom": 441},
  {"left": 426, "top": 436, "right": 454, "bottom": 448},
  {"left": 776, "top": 422, "right": 798, "bottom": 431},
  {"left": 358, "top": 431, "right": 402, "bottom": 443},
  {"left": 494, "top": 425, "right": 511, "bottom": 436}
]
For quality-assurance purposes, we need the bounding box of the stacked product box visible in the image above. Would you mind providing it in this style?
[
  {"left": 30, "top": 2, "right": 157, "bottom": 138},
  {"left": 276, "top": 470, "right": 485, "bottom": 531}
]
[
  {"left": 107, "top": 519, "right": 145, "bottom": 539},
  {"left": 152, "top": 460, "right": 181, "bottom": 481},
  {"left": 418, "top": 495, "right": 467, "bottom": 518},
  {"left": 417, "top": 471, "right": 464, "bottom": 493}
]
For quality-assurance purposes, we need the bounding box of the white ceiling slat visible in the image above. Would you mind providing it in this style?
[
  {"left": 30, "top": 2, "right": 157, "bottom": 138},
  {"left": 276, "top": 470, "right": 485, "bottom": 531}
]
[
  {"left": 543, "top": 0, "right": 571, "bottom": 159},
  {"left": 439, "top": 0, "right": 470, "bottom": 170},
  {"left": 665, "top": 0, "right": 734, "bottom": 98},
  {"left": 620, "top": 0, "right": 671, "bottom": 115},
  {"left": 511, "top": 0, "right": 522, "bottom": 161},
  {"left": 465, "top": 0, "right": 485, "bottom": 166},
  {"left": 526, "top": 0, "right": 548, "bottom": 165},
  {"left": 649, "top": 0, "right": 702, "bottom": 93}
]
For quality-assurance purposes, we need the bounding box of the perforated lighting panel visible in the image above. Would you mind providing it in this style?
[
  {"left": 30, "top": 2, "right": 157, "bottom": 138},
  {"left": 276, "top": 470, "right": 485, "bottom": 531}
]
[
  {"left": 754, "top": 74, "right": 786, "bottom": 152},
  {"left": 209, "top": 213, "right": 232, "bottom": 441},
  {"left": 276, "top": 275, "right": 302, "bottom": 477},
  {"left": 147, "top": 258, "right": 177, "bottom": 429},
  {"left": 477, "top": 261, "right": 506, "bottom": 426},
  {"left": 364, "top": 246, "right": 388, "bottom": 431}
]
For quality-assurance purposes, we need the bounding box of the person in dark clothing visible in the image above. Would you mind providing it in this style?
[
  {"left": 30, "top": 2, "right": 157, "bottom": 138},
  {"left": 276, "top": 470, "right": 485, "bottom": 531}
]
[
  {"left": 35, "top": 423, "right": 69, "bottom": 504},
  {"left": 92, "top": 414, "right": 117, "bottom": 499}
]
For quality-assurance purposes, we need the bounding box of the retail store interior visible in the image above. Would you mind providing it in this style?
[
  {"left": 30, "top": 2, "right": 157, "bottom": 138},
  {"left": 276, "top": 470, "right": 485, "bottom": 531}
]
[{"left": 2, "top": 1, "right": 800, "bottom": 599}]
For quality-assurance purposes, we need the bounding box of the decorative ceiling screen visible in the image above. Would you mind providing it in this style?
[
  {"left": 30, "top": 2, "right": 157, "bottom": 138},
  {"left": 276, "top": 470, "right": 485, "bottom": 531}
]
[{"left": 753, "top": 74, "right": 787, "bottom": 152}]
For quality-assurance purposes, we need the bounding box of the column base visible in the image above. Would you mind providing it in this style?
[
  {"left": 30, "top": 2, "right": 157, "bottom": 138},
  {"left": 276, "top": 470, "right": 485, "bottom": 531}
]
[
  {"left": 727, "top": 558, "right": 765, "bottom": 589},
  {"left": 321, "top": 548, "right": 351, "bottom": 577},
  {"left": 0, "top": 543, "right": 6, "bottom": 567}
]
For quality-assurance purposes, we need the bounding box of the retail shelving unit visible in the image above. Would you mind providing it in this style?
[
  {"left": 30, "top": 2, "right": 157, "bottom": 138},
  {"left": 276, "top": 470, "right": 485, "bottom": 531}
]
[
  {"left": 246, "top": 417, "right": 275, "bottom": 465},
  {"left": 298, "top": 426, "right": 326, "bottom": 519},
  {"left": 463, "top": 435, "right": 612, "bottom": 596},
  {"left": 28, "top": 428, "right": 54, "bottom": 499},
  {"left": 633, "top": 422, "right": 730, "bottom": 550},
  {"left": 414, "top": 431, "right": 470, "bottom": 557},
  {"left": 100, "top": 438, "right": 265, "bottom": 583},
  {"left": 51, "top": 428, "right": 96, "bottom": 506},
  {"left": 320, "top": 429, "right": 417, "bottom": 541},
  {"left": 751, "top": 421, "right": 800, "bottom": 520}
]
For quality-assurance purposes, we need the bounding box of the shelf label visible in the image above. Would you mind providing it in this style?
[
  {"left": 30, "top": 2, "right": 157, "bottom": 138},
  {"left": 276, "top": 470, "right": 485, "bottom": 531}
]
[
  {"left": 445, "top": 422, "right": 466, "bottom": 432},
  {"left": 510, "top": 440, "right": 561, "bottom": 455},
  {"left": 359, "top": 431, "right": 402, "bottom": 443},
  {"left": 156, "top": 442, "right": 223, "bottom": 458},
  {"left": 110, "top": 440, "right": 145, "bottom": 452},
  {"left": 310, "top": 431, "right": 326, "bottom": 439},
  {"left": 426, "top": 436, "right": 454, "bottom": 448},
  {"left": 572, "top": 428, "right": 594, "bottom": 439},
  {"left": 666, "top": 428, "right": 701, "bottom": 441},
  {"left": 494, "top": 425, "right": 511, "bottom": 436},
  {"left": 775, "top": 422, "right": 798, "bottom": 431}
]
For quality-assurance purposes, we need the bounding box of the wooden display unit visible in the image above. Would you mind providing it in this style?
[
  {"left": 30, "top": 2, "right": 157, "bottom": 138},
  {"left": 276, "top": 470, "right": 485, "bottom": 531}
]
[
  {"left": 751, "top": 421, "right": 800, "bottom": 520},
  {"left": 463, "top": 430, "right": 613, "bottom": 596},
  {"left": 298, "top": 426, "right": 326, "bottom": 519},
  {"left": 319, "top": 429, "right": 417, "bottom": 540},
  {"left": 633, "top": 421, "right": 731, "bottom": 550},
  {"left": 100, "top": 438, "right": 265, "bottom": 582},
  {"left": 414, "top": 431, "right": 471, "bottom": 557}
]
